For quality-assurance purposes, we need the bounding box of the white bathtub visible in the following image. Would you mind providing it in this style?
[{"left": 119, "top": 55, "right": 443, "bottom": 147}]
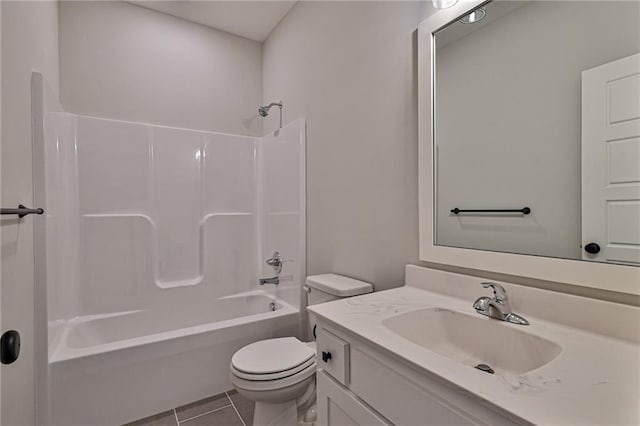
[{"left": 48, "top": 291, "right": 300, "bottom": 425}]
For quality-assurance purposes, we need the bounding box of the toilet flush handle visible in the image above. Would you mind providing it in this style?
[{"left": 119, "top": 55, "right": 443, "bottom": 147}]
[{"left": 322, "top": 351, "right": 332, "bottom": 363}]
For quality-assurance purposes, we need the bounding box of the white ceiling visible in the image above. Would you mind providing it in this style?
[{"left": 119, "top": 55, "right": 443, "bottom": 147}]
[{"left": 129, "top": 1, "right": 297, "bottom": 42}]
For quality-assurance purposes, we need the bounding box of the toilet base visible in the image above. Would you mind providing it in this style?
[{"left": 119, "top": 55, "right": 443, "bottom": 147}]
[
  {"left": 300, "top": 402, "right": 317, "bottom": 426},
  {"left": 253, "top": 400, "right": 298, "bottom": 426},
  {"left": 247, "top": 376, "right": 316, "bottom": 426},
  {"left": 253, "top": 401, "right": 317, "bottom": 426}
]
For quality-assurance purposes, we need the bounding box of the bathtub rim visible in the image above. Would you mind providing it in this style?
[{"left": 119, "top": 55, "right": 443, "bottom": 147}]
[{"left": 49, "top": 291, "right": 299, "bottom": 364}]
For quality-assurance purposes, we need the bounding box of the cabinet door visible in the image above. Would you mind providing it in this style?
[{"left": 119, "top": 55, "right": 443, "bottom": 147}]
[
  {"left": 317, "top": 370, "right": 391, "bottom": 426},
  {"left": 317, "top": 327, "right": 350, "bottom": 385}
]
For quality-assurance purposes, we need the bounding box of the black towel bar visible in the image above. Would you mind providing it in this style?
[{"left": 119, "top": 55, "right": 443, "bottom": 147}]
[
  {"left": 451, "top": 207, "right": 531, "bottom": 215},
  {"left": 1, "top": 204, "right": 44, "bottom": 218}
]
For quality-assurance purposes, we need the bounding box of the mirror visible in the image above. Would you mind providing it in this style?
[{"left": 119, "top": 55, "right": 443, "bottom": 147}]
[{"left": 433, "top": 1, "right": 640, "bottom": 266}]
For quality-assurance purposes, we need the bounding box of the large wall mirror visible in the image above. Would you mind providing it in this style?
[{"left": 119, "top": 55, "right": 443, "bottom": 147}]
[{"left": 418, "top": 1, "right": 640, "bottom": 295}]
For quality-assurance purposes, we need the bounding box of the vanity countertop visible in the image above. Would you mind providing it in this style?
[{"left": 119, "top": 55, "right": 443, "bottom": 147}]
[{"left": 308, "top": 266, "right": 640, "bottom": 425}]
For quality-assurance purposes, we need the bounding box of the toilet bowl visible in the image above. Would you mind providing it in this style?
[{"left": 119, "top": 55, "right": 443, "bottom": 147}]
[
  {"left": 230, "top": 274, "right": 373, "bottom": 426},
  {"left": 230, "top": 337, "right": 317, "bottom": 425}
]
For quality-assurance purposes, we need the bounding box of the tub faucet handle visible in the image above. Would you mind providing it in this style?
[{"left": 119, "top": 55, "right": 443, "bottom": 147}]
[{"left": 266, "top": 251, "right": 282, "bottom": 274}]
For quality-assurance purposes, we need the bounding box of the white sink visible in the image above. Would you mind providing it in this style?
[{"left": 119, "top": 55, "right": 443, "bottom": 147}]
[{"left": 382, "top": 307, "right": 561, "bottom": 375}]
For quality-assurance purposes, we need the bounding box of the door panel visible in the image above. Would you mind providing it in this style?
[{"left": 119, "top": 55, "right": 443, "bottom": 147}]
[
  {"left": 608, "top": 74, "right": 640, "bottom": 124},
  {"left": 582, "top": 53, "right": 640, "bottom": 265},
  {"left": 607, "top": 138, "right": 640, "bottom": 184},
  {"left": 317, "top": 371, "right": 390, "bottom": 426}
]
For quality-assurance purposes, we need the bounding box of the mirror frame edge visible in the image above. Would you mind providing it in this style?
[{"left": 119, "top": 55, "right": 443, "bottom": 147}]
[{"left": 417, "top": 2, "right": 640, "bottom": 296}]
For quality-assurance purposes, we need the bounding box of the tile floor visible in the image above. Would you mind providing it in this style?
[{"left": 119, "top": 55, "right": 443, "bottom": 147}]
[{"left": 125, "top": 390, "right": 254, "bottom": 426}]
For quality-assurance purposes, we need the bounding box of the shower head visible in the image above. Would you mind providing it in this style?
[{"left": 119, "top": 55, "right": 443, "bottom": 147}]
[{"left": 258, "top": 101, "right": 282, "bottom": 117}]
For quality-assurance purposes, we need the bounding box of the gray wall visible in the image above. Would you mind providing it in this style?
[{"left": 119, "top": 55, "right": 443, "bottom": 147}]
[
  {"left": 435, "top": 1, "right": 640, "bottom": 260},
  {"left": 263, "top": 2, "right": 435, "bottom": 291},
  {"left": 59, "top": 1, "right": 263, "bottom": 136}
]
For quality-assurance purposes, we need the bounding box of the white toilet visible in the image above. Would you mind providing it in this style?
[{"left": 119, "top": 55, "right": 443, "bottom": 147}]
[{"left": 230, "top": 274, "right": 373, "bottom": 426}]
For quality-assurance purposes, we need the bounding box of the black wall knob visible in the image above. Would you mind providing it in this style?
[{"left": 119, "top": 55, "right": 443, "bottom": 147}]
[
  {"left": 322, "top": 351, "right": 332, "bottom": 363},
  {"left": 584, "top": 243, "right": 601, "bottom": 254},
  {"left": 1, "top": 330, "right": 21, "bottom": 365}
]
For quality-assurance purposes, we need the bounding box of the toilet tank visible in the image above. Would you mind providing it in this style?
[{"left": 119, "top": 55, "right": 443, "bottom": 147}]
[
  {"left": 306, "top": 274, "right": 373, "bottom": 305},
  {"left": 305, "top": 274, "right": 373, "bottom": 338}
]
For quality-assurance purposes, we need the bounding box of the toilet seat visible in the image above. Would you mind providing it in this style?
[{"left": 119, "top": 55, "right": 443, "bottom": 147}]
[
  {"left": 231, "top": 337, "right": 316, "bottom": 382},
  {"left": 231, "top": 357, "right": 316, "bottom": 381},
  {"left": 230, "top": 361, "right": 316, "bottom": 394}
]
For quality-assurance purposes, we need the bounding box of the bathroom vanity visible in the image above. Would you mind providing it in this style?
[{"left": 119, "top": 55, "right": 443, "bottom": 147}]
[
  {"left": 309, "top": 266, "right": 640, "bottom": 426},
  {"left": 314, "top": 322, "right": 518, "bottom": 425}
]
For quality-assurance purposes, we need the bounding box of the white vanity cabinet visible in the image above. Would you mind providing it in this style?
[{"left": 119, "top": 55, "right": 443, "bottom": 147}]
[
  {"left": 317, "top": 371, "right": 390, "bottom": 426},
  {"left": 315, "top": 322, "right": 520, "bottom": 426}
]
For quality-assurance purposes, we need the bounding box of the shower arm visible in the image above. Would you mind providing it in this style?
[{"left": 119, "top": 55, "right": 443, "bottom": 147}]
[{"left": 259, "top": 102, "right": 283, "bottom": 129}]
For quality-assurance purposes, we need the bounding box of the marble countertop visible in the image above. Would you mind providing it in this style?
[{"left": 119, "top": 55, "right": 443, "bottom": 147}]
[{"left": 308, "top": 267, "right": 640, "bottom": 425}]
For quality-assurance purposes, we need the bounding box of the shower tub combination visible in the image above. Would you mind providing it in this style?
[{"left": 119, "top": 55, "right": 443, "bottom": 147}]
[
  {"left": 49, "top": 292, "right": 298, "bottom": 425},
  {"left": 34, "top": 74, "right": 306, "bottom": 425}
]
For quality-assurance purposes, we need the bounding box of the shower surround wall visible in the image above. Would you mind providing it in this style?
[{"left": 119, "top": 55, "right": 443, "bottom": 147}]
[
  {"left": 42, "top": 109, "right": 305, "bottom": 424},
  {"left": 48, "top": 116, "right": 254, "bottom": 318}
]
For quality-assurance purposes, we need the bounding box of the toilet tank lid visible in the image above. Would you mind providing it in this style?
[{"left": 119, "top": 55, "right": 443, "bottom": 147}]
[{"left": 305, "top": 274, "right": 373, "bottom": 297}]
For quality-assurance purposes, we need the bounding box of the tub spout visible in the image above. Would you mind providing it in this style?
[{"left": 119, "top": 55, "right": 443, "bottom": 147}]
[{"left": 259, "top": 276, "right": 279, "bottom": 285}]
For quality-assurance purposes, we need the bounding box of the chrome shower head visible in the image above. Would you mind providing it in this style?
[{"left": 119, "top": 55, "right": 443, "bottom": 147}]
[{"left": 258, "top": 102, "right": 282, "bottom": 118}]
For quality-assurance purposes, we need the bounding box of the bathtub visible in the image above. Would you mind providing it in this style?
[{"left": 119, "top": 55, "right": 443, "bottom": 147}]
[{"left": 48, "top": 291, "right": 300, "bottom": 425}]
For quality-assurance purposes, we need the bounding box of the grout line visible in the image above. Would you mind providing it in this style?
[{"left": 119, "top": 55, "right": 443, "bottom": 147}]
[
  {"left": 173, "top": 409, "right": 180, "bottom": 426},
  {"left": 223, "top": 391, "right": 233, "bottom": 406},
  {"left": 226, "top": 391, "right": 247, "bottom": 426},
  {"left": 177, "top": 404, "right": 233, "bottom": 424}
]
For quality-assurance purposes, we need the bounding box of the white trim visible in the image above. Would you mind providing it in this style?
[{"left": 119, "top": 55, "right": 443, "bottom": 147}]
[{"left": 417, "top": 3, "right": 640, "bottom": 296}]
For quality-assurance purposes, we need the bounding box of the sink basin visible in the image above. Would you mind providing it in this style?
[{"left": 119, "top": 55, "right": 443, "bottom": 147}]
[{"left": 382, "top": 307, "right": 561, "bottom": 375}]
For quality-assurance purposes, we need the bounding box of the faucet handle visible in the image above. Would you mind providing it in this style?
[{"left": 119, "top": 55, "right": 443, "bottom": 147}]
[
  {"left": 481, "top": 282, "right": 507, "bottom": 301},
  {"left": 266, "top": 251, "right": 283, "bottom": 274},
  {"left": 472, "top": 296, "right": 491, "bottom": 312},
  {"left": 266, "top": 251, "right": 281, "bottom": 264}
]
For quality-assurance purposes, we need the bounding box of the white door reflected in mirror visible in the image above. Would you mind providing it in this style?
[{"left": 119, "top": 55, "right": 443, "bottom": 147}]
[{"left": 582, "top": 53, "right": 640, "bottom": 266}]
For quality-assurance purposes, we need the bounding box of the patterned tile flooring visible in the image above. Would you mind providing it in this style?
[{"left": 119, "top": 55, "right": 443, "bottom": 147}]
[{"left": 125, "top": 390, "right": 254, "bottom": 426}]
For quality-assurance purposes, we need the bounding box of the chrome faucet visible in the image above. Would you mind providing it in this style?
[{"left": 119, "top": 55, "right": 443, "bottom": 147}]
[
  {"left": 473, "top": 282, "right": 529, "bottom": 325},
  {"left": 259, "top": 252, "right": 282, "bottom": 285},
  {"left": 266, "top": 251, "right": 283, "bottom": 274}
]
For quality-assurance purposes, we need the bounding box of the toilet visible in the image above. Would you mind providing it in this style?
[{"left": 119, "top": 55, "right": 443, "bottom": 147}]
[{"left": 230, "top": 274, "right": 373, "bottom": 426}]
